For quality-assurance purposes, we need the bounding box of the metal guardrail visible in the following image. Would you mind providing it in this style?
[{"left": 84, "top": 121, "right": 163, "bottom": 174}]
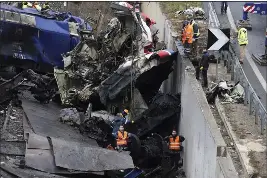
[
  {"left": 209, "top": 2, "right": 267, "bottom": 135},
  {"left": 222, "top": 47, "right": 267, "bottom": 135}
]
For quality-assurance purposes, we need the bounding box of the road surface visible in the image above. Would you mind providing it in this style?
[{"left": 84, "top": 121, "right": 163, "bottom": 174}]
[{"left": 212, "top": 2, "right": 267, "bottom": 109}]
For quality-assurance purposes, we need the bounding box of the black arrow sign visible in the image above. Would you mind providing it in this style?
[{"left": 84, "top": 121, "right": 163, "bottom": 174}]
[{"left": 207, "top": 28, "right": 230, "bottom": 51}]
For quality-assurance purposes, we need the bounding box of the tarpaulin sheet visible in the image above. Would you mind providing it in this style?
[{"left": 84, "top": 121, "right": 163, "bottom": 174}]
[
  {"left": 51, "top": 137, "right": 135, "bottom": 172},
  {"left": 0, "top": 4, "right": 89, "bottom": 68}
]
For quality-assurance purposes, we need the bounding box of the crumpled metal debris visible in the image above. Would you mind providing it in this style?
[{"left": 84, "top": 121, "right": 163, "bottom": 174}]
[
  {"left": 59, "top": 108, "right": 81, "bottom": 126},
  {"left": 0, "top": 69, "right": 56, "bottom": 104},
  {"left": 207, "top": 81, "right": 244, "bottom": 104},
  {"left": 54, "top": 16, "right": 135, "bottom": 108},
  {"left": 175, "top": 7, "right": 205, "bottom": 19},
  {"left": 79, "top": 115, "right": 113, "bottom": 141}
]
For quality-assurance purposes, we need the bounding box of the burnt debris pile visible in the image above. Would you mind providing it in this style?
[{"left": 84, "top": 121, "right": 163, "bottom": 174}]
[{"left": 0, "top": 2, "right": 185, "bottom": 178}]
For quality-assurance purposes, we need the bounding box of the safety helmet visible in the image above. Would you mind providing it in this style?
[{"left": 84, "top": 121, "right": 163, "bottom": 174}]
[
  {"left": 183, "top": 20, "right": 189, "bottom": 27},
  {"left": 119, "top": 125, "right": 124, "bottom": 131},
  {"left": 123, "top": 109, "right": 129, "bottom": 115}
]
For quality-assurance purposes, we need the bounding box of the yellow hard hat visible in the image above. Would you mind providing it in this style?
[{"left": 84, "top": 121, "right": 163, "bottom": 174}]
[{"left": 123, "top": 109, "right": 129, "bottom": 114}]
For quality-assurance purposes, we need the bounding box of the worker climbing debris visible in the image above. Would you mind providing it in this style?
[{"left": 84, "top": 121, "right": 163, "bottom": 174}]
[
  {"left": 116, "top": 125, "right": 130, "bottom": 151},
  {"left": 165, "top": 130, "right": 185, "bottom": 169},
  {"left": 111, "top": 109, "right": 134, "bottom": 136}
]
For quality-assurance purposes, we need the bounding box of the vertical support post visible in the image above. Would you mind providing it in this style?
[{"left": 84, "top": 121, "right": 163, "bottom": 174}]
[
  {"left": 216, "top": 53, "right": 219, "bottom": 82},
  {"left": 249, "top": 93, "right": 253, "bottom": 115},
  {"left": 244, "top": 84, "right": 249, "bottom": 106},
  {"left": 265, "top": 28, "right": 267, "bottom": 59},
  {"left": 231, "top": 58, "right": 235, "bottom": 80},
  {"left": 260, "top": 112, "right": 264, "bottom": 135},
  {"left": 255, "top": 103, "right": 259, "bottom": 125}
]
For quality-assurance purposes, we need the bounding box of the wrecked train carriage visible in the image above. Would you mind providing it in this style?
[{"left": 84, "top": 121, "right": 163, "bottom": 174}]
[
  {"left": 98, "top": 50, "right": 180, "bottom": 137},
  {"left": 54, "top": 3, "right": 152, "bottom": 111},
  {"left": 99, "top": 50, "right": 177, "bottom": 113},
  {"left": 54, "top": 22, "right": 135, "bottom": 110},
  {"left": 0, "top": 4, "right": 91, "bottom": 73}
]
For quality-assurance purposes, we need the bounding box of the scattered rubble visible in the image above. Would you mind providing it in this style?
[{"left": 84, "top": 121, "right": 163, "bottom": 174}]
[
  {"left": 0, "top": 2, "right": 184, "bottom": 178},
  {"left": 206, "top": 81, "right": 245, "bottom": 104},
  {"left": 59, "top": 108, "right": 81, "bottom": 126},
  {"left": 175, "top": 7, "right": 206, "bottom": 20}
]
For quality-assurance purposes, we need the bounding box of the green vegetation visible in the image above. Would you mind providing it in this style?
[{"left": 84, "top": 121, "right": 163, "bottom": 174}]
[{"left": 160, "top": 1, "right": 202, "bottom": 19}]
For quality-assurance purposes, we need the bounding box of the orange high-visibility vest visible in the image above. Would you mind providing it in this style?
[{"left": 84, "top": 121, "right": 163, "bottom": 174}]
[
  {"left": 117, "top": 131, "right": 128, "bottom": 146},
  {"left": 169, "top": 136, "right": 180, "bottom": 150},
  {"left": 184, "top": 25, "right": 193, "bottom": 44}
]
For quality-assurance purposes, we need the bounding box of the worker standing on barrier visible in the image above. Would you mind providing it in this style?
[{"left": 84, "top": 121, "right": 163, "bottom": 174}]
[
  {"left": 116, "top": 125, "right": 129, "bottom": 151},
  {"left": 182, "top": 21, "right": 193, "bottom": 54},
  {"left": 196, "top": 49, "right": 211, "bottom": 88},
  {"left": 238, "top": 27, "right": 248, "bottom": 64},
  {"left": 165, "top": 130, "right": 185, "bottom": 168},
  {"left": 190, "top": 19, "right": 200, "bottom": 56}
]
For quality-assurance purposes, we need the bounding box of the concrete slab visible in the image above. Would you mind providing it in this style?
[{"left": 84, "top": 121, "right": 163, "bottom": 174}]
[
  {"left": 50, "top": 137, "right": 135, "bottom": 172},
  {"left": 21, "top": 96, "right": 98, "bottom": 147},
  {"left": 27, "top": 133, "right": 50, "bottom": 150}
]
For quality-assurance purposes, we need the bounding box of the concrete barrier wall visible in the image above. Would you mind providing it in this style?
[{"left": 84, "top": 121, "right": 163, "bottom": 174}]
[{"left": 141, "top": 2, "right": 238, "bottom": 178}]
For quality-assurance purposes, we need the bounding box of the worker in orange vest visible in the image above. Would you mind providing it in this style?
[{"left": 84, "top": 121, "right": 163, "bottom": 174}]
[
  {"left": 116, "top": 125, "right": 130, "bottom": 151},
  {"left": 181, "top": 20, "right": 189, "bottom": 44},
  {"left": 182, "top": 21, "right": 193, "bottom": 54},
  {"left": 165, "top": 130, "right": 185, "bottom": 168}
]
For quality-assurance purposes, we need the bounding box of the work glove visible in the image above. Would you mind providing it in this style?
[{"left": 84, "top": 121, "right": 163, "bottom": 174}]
[{"left": 200, "top": 66, "right": 203, "bottom": 70}]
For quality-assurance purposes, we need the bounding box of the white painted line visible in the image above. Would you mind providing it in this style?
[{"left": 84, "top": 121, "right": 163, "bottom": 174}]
[{"left": 227, "top": 7, "right": 267, "bottom": 92}]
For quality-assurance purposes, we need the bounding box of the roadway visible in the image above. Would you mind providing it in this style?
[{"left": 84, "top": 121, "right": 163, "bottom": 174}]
[{"left": 211, "top": 2, "right": 267, "bottom": 109}]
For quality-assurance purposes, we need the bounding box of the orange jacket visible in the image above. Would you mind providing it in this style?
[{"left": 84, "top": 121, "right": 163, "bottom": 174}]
[
  {"left": 182, "top": 25, "right": 193, "bottom": 44},
  {"left": 116, "top": 131, "right": 128, "bottom": 146},
  {"left": 169, "top": 136, "right": 180, "bottom": 150}
]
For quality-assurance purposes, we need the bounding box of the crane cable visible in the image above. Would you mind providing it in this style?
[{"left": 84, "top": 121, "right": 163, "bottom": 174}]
[{"left": 130, "top": 2, "right": 140, "bottom": 117}]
